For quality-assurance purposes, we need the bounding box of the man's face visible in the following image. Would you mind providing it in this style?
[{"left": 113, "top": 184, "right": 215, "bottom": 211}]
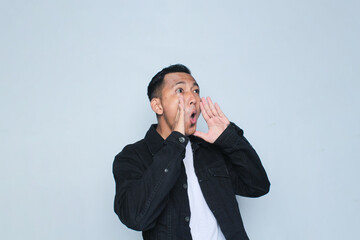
[{"left": 159, "top": 72, "right": 201, "bottom": 136}]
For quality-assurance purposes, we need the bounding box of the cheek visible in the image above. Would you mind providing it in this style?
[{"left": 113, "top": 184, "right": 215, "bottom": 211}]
[{"left": 162, "top": 98, "right": 179, "bottom": 118}]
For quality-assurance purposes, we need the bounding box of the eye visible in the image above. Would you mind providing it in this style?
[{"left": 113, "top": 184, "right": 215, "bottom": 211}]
[
  {"left": 176, "top": 88, "right": 184, "bottom": 93},
  {"left": 194, "top": 89, "right": 200, "bottom": 94}
]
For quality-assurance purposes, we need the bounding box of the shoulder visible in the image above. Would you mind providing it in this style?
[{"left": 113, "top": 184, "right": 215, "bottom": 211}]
[
  {"left": 112, "top": 138, "right": 151, "bottom": 176},
  {"left": 112, "top": 139, "right": 146, "bottom": 180},
  {"left": 114, "top": 138, "right": 147, "bottom": 161}
]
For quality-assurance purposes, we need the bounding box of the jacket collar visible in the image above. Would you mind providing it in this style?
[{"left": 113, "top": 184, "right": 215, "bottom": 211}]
[
  {"left": 144, "top": 124, "right": 209, "bottom": 155},
  {"left": 144, "top": 124, "right": 164, "bottom": 156},
  {"left": 189, "top": 134, "right": 209, "bottom": 151}
]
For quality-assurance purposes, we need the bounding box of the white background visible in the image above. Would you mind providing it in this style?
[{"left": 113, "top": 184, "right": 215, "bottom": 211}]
[{"left": 1, "top": 0, "right": 359, "bottom": 239}]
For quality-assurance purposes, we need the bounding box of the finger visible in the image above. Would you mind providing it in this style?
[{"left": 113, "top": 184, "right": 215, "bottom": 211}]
[
  {"left": 178, "top": 95, "right": 185, "bottom": 111},
  {"left": 175, "top": 101, "right": 181, "bottom": 121},
  {"left": 199, "top": 100, "right": 211, "bottom": 122},
  {"left": 202, "top": 97, "right": 215, "bottom": 118},
  {"left": 206, "top": 97, "right": 218, "bottom": 117},
  {"left": 214, "top": 102, "right": 225, "bottom": 117},
  {"left": 215, "top": 103, "right": 230, "bottom": 125},
  {"left": 174, "top": 96, "right": 185, "bottom": 134},
  {"left": 178, "top": 96, "right": 185, "bottom": 120}
]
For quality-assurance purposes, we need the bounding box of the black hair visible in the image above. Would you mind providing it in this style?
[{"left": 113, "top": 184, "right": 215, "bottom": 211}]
[{"left": 147, "top": 64, "right": 191, "bottom": 101}]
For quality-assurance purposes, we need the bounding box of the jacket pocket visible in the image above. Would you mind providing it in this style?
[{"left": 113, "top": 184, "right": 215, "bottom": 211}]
[{"left": 208, "top": 166, "right": 230, "bottom": 178}]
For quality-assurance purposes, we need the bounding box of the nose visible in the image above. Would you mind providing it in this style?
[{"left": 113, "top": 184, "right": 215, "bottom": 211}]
[{"left": 187, "top": 92, "right": 198, "bottom": 106}]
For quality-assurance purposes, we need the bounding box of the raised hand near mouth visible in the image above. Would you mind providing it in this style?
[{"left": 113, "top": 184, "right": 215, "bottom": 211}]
[
  {"left": 193, "top": 97, "right": 230, "bottom": 143},
  {"left": 173, "top": 95, "right": 185, "bottom": 135}
]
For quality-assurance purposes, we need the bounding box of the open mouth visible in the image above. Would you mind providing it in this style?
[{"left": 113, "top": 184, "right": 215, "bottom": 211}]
[{"left": 190, "top": 111, "right": 197, "bottom": 124}]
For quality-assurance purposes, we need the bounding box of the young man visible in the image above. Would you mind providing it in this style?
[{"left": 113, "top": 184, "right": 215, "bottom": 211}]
[{"left": 113, "top": 64, "right": 270, "bottom": 240}]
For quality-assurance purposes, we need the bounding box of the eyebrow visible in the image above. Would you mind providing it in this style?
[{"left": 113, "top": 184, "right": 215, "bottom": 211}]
[{"left": 173, "top": 81, "right": 199, "bottom": 88}]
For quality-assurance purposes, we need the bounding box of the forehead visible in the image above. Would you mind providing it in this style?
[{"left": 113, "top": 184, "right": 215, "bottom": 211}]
[{"left": 163, "top": 72, "right": 198, "bottom": 88}]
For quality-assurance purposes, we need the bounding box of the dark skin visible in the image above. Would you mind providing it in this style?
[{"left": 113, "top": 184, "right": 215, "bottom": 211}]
[{"left": 150, "top": 72, "right": 230, "bottom": 143}]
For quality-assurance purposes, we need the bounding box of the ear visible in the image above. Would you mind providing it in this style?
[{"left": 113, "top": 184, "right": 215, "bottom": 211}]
[{"left": 150, "top": 98, "right": 163, "bottom": 115}]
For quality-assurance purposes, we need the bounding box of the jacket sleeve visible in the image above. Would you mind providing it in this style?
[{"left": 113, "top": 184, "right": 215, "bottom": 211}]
[
  {"left": 113, "top": 131, "right": 188, "bottom": 231},
  {"left": 213, "top": 122, "right": 270, "bottom": 197}
]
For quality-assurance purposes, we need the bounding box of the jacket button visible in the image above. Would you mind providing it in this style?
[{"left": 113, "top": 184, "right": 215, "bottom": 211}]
[
  {"left": 164, "top": 168, "right": 169, "bottom": 173},
  {"left": 185, "top": 216, "right": 190, "bottom": 222},
  {"left": 179, "top": 137, "right": 185, "bottom": 143},
  {"left": 183, "top": 183, "right": 188, "bottom": 189}
]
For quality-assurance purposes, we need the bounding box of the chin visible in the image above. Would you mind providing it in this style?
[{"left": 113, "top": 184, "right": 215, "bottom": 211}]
[{"left": 185, "top": 124, "right": 197, "bottom": 136}]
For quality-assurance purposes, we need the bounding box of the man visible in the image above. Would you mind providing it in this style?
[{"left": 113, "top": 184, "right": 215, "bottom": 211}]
[{"left": 113, "top": 64, "right": 270, "bottom": 240}]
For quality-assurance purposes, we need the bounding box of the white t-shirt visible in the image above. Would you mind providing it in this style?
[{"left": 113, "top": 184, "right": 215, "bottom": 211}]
[{"left": 183, "top": 141, "right": 226, "bottom": 240}]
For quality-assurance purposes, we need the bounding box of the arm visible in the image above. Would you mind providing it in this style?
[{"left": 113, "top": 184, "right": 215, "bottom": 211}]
[
  {"left": 214, "top": 122, "right": 270, "bottom": 197},
  {"left": 113, "top": 131, "right": 188, "bottom": 231},
  {"left": 194, "top": 96, "right": 270, "bottom": 197},
  {"left": 113, "top": 95, "right": 187, "bottom": 230}
]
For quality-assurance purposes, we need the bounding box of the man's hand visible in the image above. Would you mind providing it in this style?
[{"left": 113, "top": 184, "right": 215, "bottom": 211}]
[
  {"left": 173, "top": 95, "right": 185, "bottom": 135},
  {"left": 193, "top": 97, "right": 230, "bottom": 143}
]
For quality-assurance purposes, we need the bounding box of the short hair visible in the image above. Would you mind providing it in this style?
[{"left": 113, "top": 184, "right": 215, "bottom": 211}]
[{"left": 147, "top": 64, "right": 191, "bottom": 101}]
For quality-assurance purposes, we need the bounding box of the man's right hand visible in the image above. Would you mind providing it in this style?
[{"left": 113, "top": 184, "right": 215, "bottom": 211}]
[{"left": 173, "top": 95, "right": 185, "bottom": 135}]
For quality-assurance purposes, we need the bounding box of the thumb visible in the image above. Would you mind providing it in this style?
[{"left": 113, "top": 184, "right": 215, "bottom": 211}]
[
  {"left": 193, "top": 130, "right": 207, "bottom": 140},
  {"left": 178, "top": 96, "right": 185, "bottom": 117}
]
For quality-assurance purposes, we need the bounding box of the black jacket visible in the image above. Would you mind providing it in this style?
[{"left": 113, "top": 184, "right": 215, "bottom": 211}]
[{"left": 113, "top": 122, "right": 270, "bottom": 240}]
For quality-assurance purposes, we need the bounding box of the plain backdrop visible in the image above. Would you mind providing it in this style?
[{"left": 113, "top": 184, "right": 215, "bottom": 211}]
[{"left": 1, "top": 0, "right": 359, "bottom": 239}]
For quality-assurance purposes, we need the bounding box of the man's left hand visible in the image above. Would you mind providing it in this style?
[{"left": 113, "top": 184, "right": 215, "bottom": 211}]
[{"left": 193, "top": 97, "right": 230, "bottom": 143}]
